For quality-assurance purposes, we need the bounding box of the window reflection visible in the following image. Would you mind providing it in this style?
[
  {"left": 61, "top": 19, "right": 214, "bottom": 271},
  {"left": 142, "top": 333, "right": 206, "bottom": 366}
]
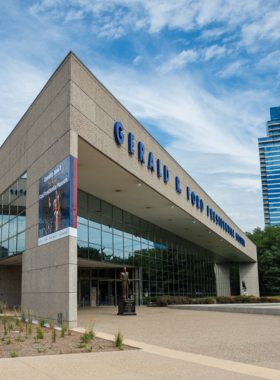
[
  {"left": 0, "top": 174, "right": 26, "bottom": 259},
  {"left": 76, "top": 189, "right": 224, "bottom": 301}
]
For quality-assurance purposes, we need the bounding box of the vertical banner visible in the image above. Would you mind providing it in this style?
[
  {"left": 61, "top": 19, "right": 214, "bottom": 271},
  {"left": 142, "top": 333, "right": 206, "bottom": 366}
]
[{"left": 38, "top": 156, "right": 77, "bottom": 246}]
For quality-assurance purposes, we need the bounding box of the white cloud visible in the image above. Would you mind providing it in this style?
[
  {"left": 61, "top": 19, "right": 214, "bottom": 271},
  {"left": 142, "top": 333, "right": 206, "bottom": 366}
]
[
  {"left": 160, "top": 49, "right": 198, "bottom": 71},
  {"left": 258, "top": 50, "right": 280, "bottom": 71},
  {"left": 133, "top": 55, "right": 143, "bottom": 65},
  {"left": 204, "top": 44, "right": 227, "bottom": 61},
  {"left": 218, "top": 60, "right": 245, "bottom": 78},
  {"left": 199, "top": 27, "right": 227, "bottom": 41},
  {"left": 0, "top": 57, "right": 50, "bottom": 147},
  {"left": 241, "top": 8, "right": 280, "bottom": 51}
]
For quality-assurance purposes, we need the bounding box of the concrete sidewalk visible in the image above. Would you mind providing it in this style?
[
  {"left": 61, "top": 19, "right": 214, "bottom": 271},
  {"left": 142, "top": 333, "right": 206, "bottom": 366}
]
[{"left": 2, "top": 307, "right": 280, "bottom": 380}]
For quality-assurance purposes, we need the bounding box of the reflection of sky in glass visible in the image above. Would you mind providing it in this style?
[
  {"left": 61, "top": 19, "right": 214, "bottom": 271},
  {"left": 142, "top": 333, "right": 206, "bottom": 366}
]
[
  {"left": 124, "top": 238, "right": 132, "bottom": 253},
  {"left": 102, "top": 231, "right": 113, "bottom": 248},
  {"left": 89, "top": 227, "right": 101, "bottom": 245}
]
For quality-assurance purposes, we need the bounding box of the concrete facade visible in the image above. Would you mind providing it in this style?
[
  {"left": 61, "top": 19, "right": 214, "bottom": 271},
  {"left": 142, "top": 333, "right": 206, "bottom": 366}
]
[{"left": 0, "top": 52, "right": 259, "bottom": 326}]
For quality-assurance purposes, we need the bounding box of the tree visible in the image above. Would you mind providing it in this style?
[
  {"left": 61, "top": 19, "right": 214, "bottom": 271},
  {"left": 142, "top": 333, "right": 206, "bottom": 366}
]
[{"left": 246, "top": 226, "right": 280, "bottom": 294}]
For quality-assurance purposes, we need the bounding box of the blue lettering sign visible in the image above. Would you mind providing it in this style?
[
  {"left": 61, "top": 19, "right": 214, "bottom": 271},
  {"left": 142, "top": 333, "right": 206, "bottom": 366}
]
[
  {"left": 196, "top": 195, "right": 200, "bottom": 209},
  {"left": 148, "top": 152, "right": 155, "bottom": 171},
  {"left": 157, "top": 159, "right": 162, "bottom": 177},
  {"left": 138, "top": 142, "right": 145, "bottom": 163},
  {"left": 175, "top": 177, "right": 182, "bottom": 193},
  {"left": 128, "top": 133, "right": 135, "bottom": 154},
  {"left": 187, "top": 187, "right": 190, "bottom": 200},
  {"left": 191, "top": 191, "right": 196, "bottom": 205},
  {"left": 114, "top": 122, "right": 124, "bottom": 144},
  {"left": 163, "top": 165, "right": 169, "bottom": 182}
]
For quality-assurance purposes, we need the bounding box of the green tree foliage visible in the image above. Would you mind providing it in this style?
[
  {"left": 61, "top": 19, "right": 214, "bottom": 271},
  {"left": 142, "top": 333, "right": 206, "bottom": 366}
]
[{"left": 246, "top": 226, "right": 280, "bottom": 294}]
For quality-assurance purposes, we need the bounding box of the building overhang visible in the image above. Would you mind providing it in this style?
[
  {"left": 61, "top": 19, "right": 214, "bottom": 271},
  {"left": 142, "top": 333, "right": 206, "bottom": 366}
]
[{"left": 78, "top": 137, "right": 254, "bottom": 263}]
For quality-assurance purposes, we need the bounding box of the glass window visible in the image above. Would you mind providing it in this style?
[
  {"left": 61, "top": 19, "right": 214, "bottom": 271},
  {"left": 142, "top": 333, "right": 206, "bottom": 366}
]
[
  {"left": 123, "top": 211, "right": 131, "bottom": 226},
  {"left": 113, "top": 206, "right": 122, "bottom": 222},
  {"left": 132, "top": 215, "right": 141, "bottom": 229},
  {"left": 102, "top": 216, "right": 113, "bottom": 232},
  {"left": 77, "top": 223, "right": 88, "bottom": 242},
  {"left": 133, "top": 241, "right": 141, "bottom": 254},
  {"left": 89, "top": 244, "right": 101, "bottom": 261},
  {"left": 18, "top": 212, "right": 26, "bottom": 233},
  {"left": 2, "top": 223, "right": 8, "bottom": 241},
  {"left": 77, "top": 240, "right": 88, "bottom": 259},
  {"left": 101, "top": 201, "right": 112, "bottom": 218},
  {"left": 133, "top": 228, "right": 141, "bottom": 242},
  {"left": 77, "top": 208, "right": 88, "bottom": 225},
  {"left": 89, "top": 227, "right": 101, "bottom": 246},
  {"left": 10, "top": 199, "right": 17, "bottom": 219},
  {"left": 102, "top": 231, "right": 113, "bottom": 248},
  {"left": 113, "top": 234, "right": 123, "bottom": 251},
  {"left": 89, "top": 211, "right": 100, "bottom": 229},
  {"left": 78, "top": 190, "right": 87, "bottom": 209},
  {"left": 124, "top": 238, "right": 133, "bottom": 254},
  {"left": 113, "top": 221, "right": 123, "bottom": 236},
  {"left": 9, "top": 217, "right": 17, "bottom": 238},
  {"left": 123, "top": 224, "right": 132, "bottom": 239},
  {"left": 8, "top": 237, "right": 16, "bottom": 255},
  {"left": 3, "top": 207, "right": 9, "bottom": 224},
  {"left": 102, "top": 247, "right": 113, "bottom": 262},
  {"left": 89, "top": 195, "right": 100, "bottom": 213},
  {"left": 1, "top": 240, "right": 8, "bottom": 259},
  {"left": 114, "top": 250, "right": 123, "bottom": 264},
  {"left": 17, "top": 232, "right": 25, "bottom": 253}
]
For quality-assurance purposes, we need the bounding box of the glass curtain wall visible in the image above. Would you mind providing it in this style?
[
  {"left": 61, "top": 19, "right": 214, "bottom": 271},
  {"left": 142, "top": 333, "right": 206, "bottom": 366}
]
[
  {"left": 259, "top": 106, "right": 280, "bottom": 226},
  {"left": 77, "top": 190, "right": 230, "bottom": 304},
  {"left": 0, "top": 173, "right": 27, "bottom": 259}
]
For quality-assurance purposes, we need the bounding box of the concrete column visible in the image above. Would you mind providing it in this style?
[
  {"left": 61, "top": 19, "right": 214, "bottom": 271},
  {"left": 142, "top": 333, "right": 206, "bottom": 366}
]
[
  {"left": 0, "top": 266, "right": 22, "bottom": 308},
  {"left": 239, "top": 262, "right": 260, "bottom": 297},
  {"left": 214, "top": 263, "right": 231, "bottom": 296},
  {"left": 21, "top": 131, "right": 78, "bottom": 327}
]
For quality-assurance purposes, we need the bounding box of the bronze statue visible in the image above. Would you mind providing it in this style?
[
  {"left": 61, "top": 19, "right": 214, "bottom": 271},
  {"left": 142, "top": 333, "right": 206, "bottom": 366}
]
[{"left": 120, "top": 267, "right": 130, "bottom": 299}]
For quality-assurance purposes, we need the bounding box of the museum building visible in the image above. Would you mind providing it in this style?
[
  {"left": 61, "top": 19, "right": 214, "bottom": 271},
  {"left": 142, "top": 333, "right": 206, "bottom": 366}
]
[{"left": 0, "top": 52, "right": 259, "bottom": 327}]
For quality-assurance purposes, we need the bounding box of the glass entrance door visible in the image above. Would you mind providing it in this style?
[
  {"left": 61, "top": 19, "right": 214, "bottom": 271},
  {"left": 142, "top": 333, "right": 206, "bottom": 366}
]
[
  {"left": 99, "top": 281, "right": 115, "bottom": 306},
  {"left": 81, "top": 279, "right": 90, "bottom": 307}
]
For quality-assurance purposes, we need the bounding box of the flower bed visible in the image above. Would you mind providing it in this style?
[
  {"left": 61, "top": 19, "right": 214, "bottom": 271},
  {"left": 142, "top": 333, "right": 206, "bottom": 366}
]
[{"left": 0, "top": 313, "right": 135, "bottom": 358}]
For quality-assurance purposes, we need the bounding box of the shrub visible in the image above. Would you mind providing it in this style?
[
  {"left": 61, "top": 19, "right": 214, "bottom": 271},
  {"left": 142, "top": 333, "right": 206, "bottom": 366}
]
[
  {"left": 7, "top": 322, "right": 14, "bottom": 331},
  {"left": 39, "top": 319, "right": 45, "bottom": 327},
  {"left": 28, "top": 324, "right": 32, "bottom": 335},
  {"left": 36, "top": 326, "right": 44, "bottom": 340},
  {"left": 173, "top": 297, "right": 182, "bottom": 305},
  {"left": 181, "top": 297, "right": 193, "bottom": 304},
  {"left": 166, "top": 298, "right": 174, "bottom": 305},
  {"left": 52, "top": 328, "right": 56, "bottom": 343},
  {"left": 81, "top": 329, "right": 95, "bottom": 344},
  {"left": 114, "top": 331, "right": 124, "bottom": 350},
  {"left": 20, "top": 310, "right": 26, "bottom": 323},
  {"left": 28, "top": 309, "right": 33, "bottom": 324},
  {"left": 216, "top": 297, "right": 231, "bottom": 304},
  {"left": 61, "top": 324, "right": 67, "bottom": 338},
  {"left": 156, "top": 298, "right": 168, "bottom": 307},
  {"left": 10, "top": 352, "right": 19, "bottom": 358},
  {"left": 204, "top": 298, "right": 215, "bottom": 304},
  {"left": 260, "top": 297, "right": 269, "bottom": 303}
]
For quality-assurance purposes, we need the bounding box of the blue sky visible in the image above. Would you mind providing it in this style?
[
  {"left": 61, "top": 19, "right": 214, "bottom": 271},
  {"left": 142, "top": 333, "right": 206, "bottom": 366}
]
[{"left": 1, "top": 0, "right": 280, "bottom": 232}]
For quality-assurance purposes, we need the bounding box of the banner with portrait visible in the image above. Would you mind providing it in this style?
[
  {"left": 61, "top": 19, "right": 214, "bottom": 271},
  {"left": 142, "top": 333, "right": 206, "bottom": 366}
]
[{"left": 38, "top": 156, "right": 77, "bottom": 246}]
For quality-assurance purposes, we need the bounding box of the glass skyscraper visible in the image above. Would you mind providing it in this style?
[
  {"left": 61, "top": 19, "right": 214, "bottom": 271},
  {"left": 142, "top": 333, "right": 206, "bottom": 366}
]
[{"left": 259, "top": 106, "right": 280, "bottom": 226}]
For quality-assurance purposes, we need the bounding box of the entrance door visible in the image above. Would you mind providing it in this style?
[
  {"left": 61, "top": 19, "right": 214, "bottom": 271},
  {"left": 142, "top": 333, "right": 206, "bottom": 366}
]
[
  {"left": 81, "top": 279, "right": 90, "bottom": 307},
  {"left": 99, "top": 281, "right": 115, "bottom": 306}
]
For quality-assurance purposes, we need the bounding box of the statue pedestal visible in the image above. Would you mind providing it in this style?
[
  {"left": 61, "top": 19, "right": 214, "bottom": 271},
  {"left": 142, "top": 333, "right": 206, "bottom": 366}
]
[{"left": 117, "top": 298, "right": 136, "bottom": 316}]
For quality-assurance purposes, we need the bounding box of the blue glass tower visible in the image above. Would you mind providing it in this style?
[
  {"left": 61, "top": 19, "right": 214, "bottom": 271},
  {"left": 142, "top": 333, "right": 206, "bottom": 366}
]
[{"left": 259, "top": 106, "right": 280, "bottom": 226}]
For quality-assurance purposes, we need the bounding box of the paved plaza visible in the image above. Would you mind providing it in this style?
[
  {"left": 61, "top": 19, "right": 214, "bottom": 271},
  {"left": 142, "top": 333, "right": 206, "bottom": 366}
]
[{"left": 2, "top": 307, "right": 280, "bottom": 379}]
